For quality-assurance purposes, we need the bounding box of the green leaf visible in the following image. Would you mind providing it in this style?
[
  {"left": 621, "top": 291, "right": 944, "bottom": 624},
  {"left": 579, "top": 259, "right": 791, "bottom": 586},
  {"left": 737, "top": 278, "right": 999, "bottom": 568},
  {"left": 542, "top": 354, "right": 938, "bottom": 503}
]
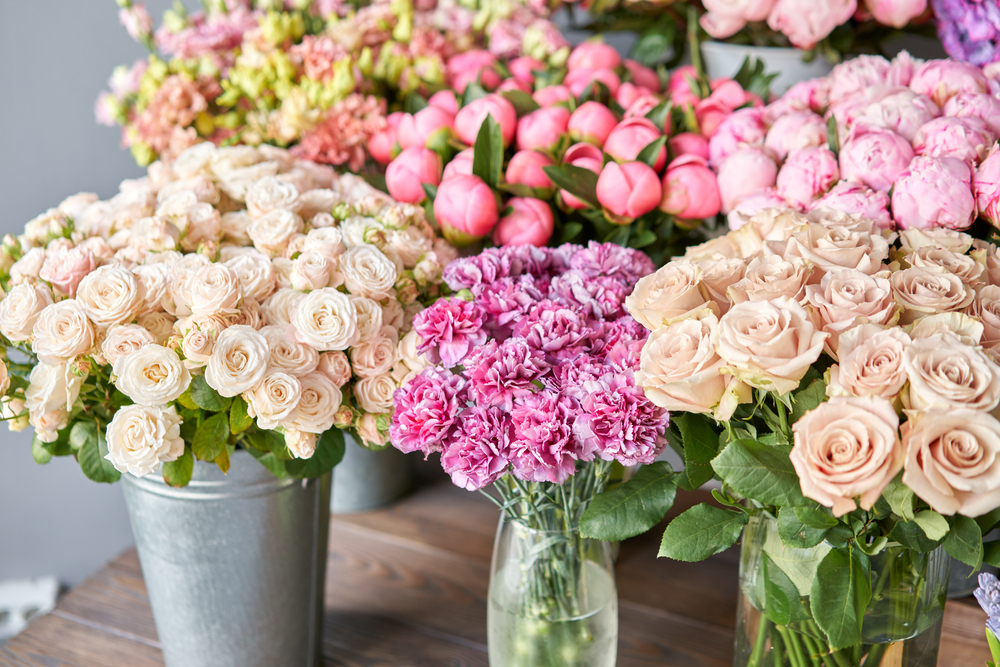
[
  {"left": 404, "top": 93, "right": 428, "bottom": 114},
  {"left": 190, "top": 375, "right": 230, "bottom": 412},
  {"left": 762, "top": 553, "right": 810, "bottom": 626},
  {"left": 544, "top": 164, "right": 600, "bottom": 209},
  {"left": 883, "top": 475, "right": 916, "bottom": 522},
  {"left": 422, "top": 182, "right": 438, "bottom": 202},
  {"left": 230, "top": 396, "right": 254, "bottom": 435},
  {"left": 790, "top": 379, "right": 826, "bottom": 423},
  {"left": 763, "top": 523, "right": 830, "bottom": 596},
  {"left": 630, "top": 229, "right": 657, "bottom": 249},
  {"left": 793, "top": 505, "right": 839, "bottom": 529},
  {"left": 988, "top": 627, "right": 1000, "bottom": 664},
  {"left": 461, "top": 81, "right": 488, "bottom": 106},
  {"left": 31, "top": 437, "right": 52, "bottom": 464},
  {"left": 984, "top": 541, "right": 1000, "bottom": 568},
  {"left": 285, "top": 428, "right": 346, "bottom": 479},
  {"left": 471, "top": 115, "right": 504, "bottom": 188},
  {"left": 811, "top": 545, "right": 871, "bottom": 651},
  {"left": 176, "top": 386, "right": 198, "bottom": 410},
  {"left": 712, "top": 439, "right": 807, "bottom": 506},
  {"left": 70, "top": 421, "right": 97, "bottom": 451},
  {"left": 778, "top": 506, "right": 828, "bottom": 549},
  {"left": 913, "top": 510, "right": 950, "bottom": 541},
  {"left": 977, "top": 507, "right": 1000, "bottom": 536},
  {"left": 635, "top": 136, "right": 666, "bottom": 170},
  {"left": 944, "top": 515, "right": 984, "bottom": 569},
  {"left": 192, "top": 412, "right": 230, "bottom": 462},
  {"left": 162, "top": 446, "right": 194, "bottom": 487},
  {"left": 827, "top": 115, "right": 840, "bottom": 155},
  {"left": 580, "top": 462, "right": 677, "bottom": 541},
  {"left": 672, "top": 412, "right": 722, "bottom": 491},
  {"left": 501, "top": 90, "right": 540, "bottom": 116},
  {"left": 889, "top": 519, "right": 941, "bottom": 553},
  {"left": 245, "top": 444, "right": 288, "bottom": 478},
  {"left": 658, "top": 503, "right": 747, "bottom": 561},
  {"left": 77, "top": 429, "right": 121, "bottom": 484},
  {"left": 559, "top": 222, "right": 583, "bottom": 243},
  {"left": 645, "top": 101, "right": 672, "bottom": 132}
]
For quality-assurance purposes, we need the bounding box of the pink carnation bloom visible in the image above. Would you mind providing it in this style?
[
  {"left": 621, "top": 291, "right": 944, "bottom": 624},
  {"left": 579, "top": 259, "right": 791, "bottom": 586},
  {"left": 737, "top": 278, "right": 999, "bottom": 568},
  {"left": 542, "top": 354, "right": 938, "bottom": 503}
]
[
  {"left": 568, "top": 241, "right": 655, "bottom": 285},
  {"left": 134, "top": 75, "right": 212, "bottom": 159},
  {"left": 549, "top": 271, "right": 627, "bottom": 319},
  {"left": 441, "top": 407, "right": 511, "bottom": 491},
  {"left": 293, "top": 94, "right": 387, "bottom": 171},
  {"left": 413, "top": 298, "right": 488, "bottom": 367},
  {"left": 574, "top": 374, "right": 668, "bottom": 466},
  {"left": 390, "top": 369, "right": 468, "bottom": 457},
  {"left": 475, "top": 275, "right": 546, "bottom": 333},
  {"left": 155, "top": 9, "right": 258, "bottom": 61},
  {"left": 467, "top": 339, "right": 550, "bottom": 408},
  {"left": 509, "top": 392, "right": 580, "bottom": 484},
  {"left": 289, "top": 36, "right": 349, "bottom": 83},
  {"left": 513, "top": 301, "right": 593, "bottom": 359}
]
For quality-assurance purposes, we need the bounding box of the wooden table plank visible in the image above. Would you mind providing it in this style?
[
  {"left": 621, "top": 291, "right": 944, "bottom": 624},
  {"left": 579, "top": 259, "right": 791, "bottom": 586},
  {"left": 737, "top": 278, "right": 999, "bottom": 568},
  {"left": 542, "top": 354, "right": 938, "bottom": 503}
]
[{"left": 0, "top": 480, "right": 991, "bottom": 667}]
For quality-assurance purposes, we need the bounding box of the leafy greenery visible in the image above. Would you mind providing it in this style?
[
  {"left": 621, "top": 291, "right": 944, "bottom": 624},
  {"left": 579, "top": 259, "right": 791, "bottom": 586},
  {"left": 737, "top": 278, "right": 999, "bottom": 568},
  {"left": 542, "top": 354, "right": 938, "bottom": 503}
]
[
  {"left": 580, "top": 462, "right": 677, "bottom": 541},
  {"left": 658, "top": 503, "right": 747, "bottom": 561}
]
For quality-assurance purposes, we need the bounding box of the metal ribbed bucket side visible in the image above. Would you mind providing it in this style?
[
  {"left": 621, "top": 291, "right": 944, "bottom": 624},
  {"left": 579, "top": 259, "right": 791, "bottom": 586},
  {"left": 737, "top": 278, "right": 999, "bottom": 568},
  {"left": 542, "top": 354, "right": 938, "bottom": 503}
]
[
  {"left": 121, "top": 450, "right": 331, "bottom": 667},
  {"left": 331, "top": 435, "right": 413, "bottom": 514}
]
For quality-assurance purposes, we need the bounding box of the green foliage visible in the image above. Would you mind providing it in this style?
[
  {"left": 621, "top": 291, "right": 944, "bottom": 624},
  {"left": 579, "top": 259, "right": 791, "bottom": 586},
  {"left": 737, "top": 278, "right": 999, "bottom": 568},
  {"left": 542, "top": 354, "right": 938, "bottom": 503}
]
[
  {"left": 762, "top": 553, "right": 810, "bottom": 626},
  {"left": 285, "top": 428, "right": 346, "bottom": 479},
  {"left": 777, "top": 506, "right": 828, "bottom": 549},
  {"left": 731, "top": 57, "right": 779, "bottom": 102},
  {"left": 163, "top": 446, "right": 194, "bottom": 488},
  {"left": 888, "top": 518, "right": 941, "bottom": 553},
  {"left": 635, "top": 136, "right": 667, "bottom": 169},
  {"left": 712, "top": 439, "right": 807, "bottom": 507},
  {"left": 810, "top": 545, "right": 871, "bottom": 651},
  {"left": 192, "top": 412, "right": 230, "bottom": 462},
  {"left": 501, "top": 90, "right": 540, "bottom": 116},
  {"left": 472, "top": 115, "right": 504, "bottom": 188},
  {"left": 245, "top": 444, "right": 289, "bottom": 478},
  {"left": 913, "top": 510, "right": 949, "bottom": 541},
  {"left": 230, "top": 396, "right": 254, "bottom": 435},
  {"left": 670, "top": 412, "right": 722, "bottom": 491},
  {"left": 789, "top": 379, "right": 825, "bottom": 424},
  {"left": 31, "top": 437, "right": 52, "bottom": 464},
  {"left": 628, "top": 15, "right": 678, "bottom": 67},
  {"left": 658, "top": 503, "right": 748, "bottom": 561},
  {"left": 77, "top": 428, "right": 121, "bottom": 484},
  {"left": 190, "top": 375, "right": 231, "bottom": 412},
  {"left": 944, "top": 515, "right": 983, "bottom": 569},
  {"left": 580, "top": 462, "right": 676, "bottom": 541},
  {"left": 645, "top": 101, "right": 672, "bottom": 131},
  {"left": 882, "top": 476, "right": 916, "bottom": 522},
  {"left": 543, "top": 164, "right": 600, "bottom": 209},
  {"left": 403, "top": 92, "right": 428, "bottom": 114}
]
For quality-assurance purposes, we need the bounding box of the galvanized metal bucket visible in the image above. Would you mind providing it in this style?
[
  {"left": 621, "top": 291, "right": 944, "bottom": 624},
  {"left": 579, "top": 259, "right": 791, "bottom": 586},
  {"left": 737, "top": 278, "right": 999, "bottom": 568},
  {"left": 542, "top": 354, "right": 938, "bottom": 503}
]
[
  {"left": 331, "top": 435, "right": 413, "bottom": 514},
  {"left": 121, "top": 450, "right": 331, "bottom": 667}
]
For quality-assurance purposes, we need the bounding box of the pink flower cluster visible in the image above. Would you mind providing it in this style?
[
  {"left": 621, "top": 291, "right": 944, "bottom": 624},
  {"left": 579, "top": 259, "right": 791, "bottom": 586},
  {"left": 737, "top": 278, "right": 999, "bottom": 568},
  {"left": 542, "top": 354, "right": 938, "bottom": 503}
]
[
  {"left": 711, "top": 52, "right": 1000, "bottom": 233},
  {"left": 390, "top": 242, "right": 667, "bottom": 490}
]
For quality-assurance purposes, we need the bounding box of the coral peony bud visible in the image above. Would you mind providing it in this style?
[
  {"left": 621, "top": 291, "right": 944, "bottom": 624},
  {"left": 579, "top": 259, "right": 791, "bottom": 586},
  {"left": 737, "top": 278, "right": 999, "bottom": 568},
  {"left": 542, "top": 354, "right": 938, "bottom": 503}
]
[
  {"left": 509, "top": 56, "right": 545, "bottom": 85},
  {"left": 596, "top": 161, "right": 662, "bottom": 222},
  {"left": 516, "top": 106, "right": 571, "bottom": 152},
  {"left": 433, "top": 175, "right": 499, "bottom": 245},
  {"left": 616, "top": 84, "right": 654, "bottom": 110},
  {"left": 567, "top": 41, "right": 622, "bottom": 71},
  {"left": 397, "top": 106, "right": 455, "bottom": 151},
  {"left": 454, "top": 94, "right": 517, "bottom": 147},
  {"left": 568, "top": 101, "right": 619, "bottom": 147},
  {"left": 604, "top": 117, "right": 666, "bottom": 171},
  {"left": 560, "top": 143, "right": 604, "bottom": 210},
  {"left": 492, "top": 197, "right": 555, "bottom": 246},
  {"left": 428, "top": 90, "right": 459, "bottom": 116},
  {"left": 659, "top": 155, "right": 721, "bottom": 220},
  {"left": 624, "top": 59, "right": 661, "bottom": 92},
  {"left": 442, "top": 148, "right": 474, "bottom": 181},
  {"left": 386, "top": 147, "right": 442, "bottom": 204},
  {"left": 446, "top": 50, "right": 501, "bottom": 93},
  {"left": 864, "top": 0, "right": 927, "bottom": 28},
  {"left": 533, "top": 85, "right": 572, "bottom": 108},
  {"left": 367, "top": 111, "right": 404, "bottom": 165},
  {"left": 564, "top": 68, "right": 622, "bottom": 98},
  {"left": 506, "top": 151, "right": 555, "bottom": 190},
  {"left": 669, "top": 132, "right": 710, "bottom": 161}
]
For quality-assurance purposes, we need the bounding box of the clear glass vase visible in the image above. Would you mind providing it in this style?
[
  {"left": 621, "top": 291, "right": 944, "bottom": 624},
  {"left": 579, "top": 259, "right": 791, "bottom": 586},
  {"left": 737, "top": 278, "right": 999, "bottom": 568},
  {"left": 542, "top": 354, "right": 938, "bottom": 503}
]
[
  {"left": 487, "top": 515, "right": 618, "bottom": 667},
  {"left": 734, "top": 513, "right": 950, "bottom": 667}
]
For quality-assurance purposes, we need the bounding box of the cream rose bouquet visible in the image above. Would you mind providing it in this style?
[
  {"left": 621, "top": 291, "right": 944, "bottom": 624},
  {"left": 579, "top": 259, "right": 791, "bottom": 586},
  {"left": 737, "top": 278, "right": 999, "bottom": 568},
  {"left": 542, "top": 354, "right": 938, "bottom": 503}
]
[
  {"left": 579, "top": 207, "right": 1000, "bottom": 666},
  {"left": 0, "top": 141, "right": 453, "bottom": 487}
]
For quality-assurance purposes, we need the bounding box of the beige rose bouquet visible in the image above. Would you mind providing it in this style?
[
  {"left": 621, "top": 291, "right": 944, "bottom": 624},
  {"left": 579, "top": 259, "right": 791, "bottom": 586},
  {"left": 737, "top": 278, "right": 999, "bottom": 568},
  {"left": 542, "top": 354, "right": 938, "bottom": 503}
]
[
  {"left": 579, "top": 207, "right": 1000, "bottom": 666},
  {"left": 0, "top": 141, "right": 453, "bottom": 487}
]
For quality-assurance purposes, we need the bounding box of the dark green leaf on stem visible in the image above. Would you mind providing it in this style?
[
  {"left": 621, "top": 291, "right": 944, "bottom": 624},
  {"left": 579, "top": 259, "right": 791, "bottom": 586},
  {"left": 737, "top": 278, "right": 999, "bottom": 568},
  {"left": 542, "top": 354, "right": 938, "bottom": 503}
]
[
  {"left": 190, "top": 375, "right": 231, "bottom": 412},
  {"left": 472, "top": 115, "right": 504, "bottom": 188},
  {"left": 581, "top": 462, "right": 676, "bottom": 541},
  {"left": 778, "top": 506, "right": 828, "bottom": 549},
  {"left": 658, "top": 503, "right": 747, "bottom": 561},
  {"left": 762, "top": 553, "right": 810, "bottom": 626},
  {"left": 193, "top": 412, "right": 229, "bottom": 462},
  {"left": 944, "top": 515, "right": 983, "bottom": 569},
  {"left": 163, "top": 446, "right": 194, "bottom": 487},
  {"left": 810, "top": 545, "right": 871, "bottom": 650},
  {"left": 671, "top": 412, "right": 722, "bottom": 491},
  {"left": 245, "top": 445, "right": 288, "bottom": 478},
  {"left": 230, "top": 396, "right": 254, "bottom": 435},
  {"left": 404, "top": 93, "right": 428, "bottom": 114},
  {"left": 78, "top": 429, "right": 121, "bottom": 484},
  {"left": 543, "top": 164, "right": 600, "bottom": 209},
  {"left": 501, "top": 90, "right": 540, "bottom": 116},
  {"left": 31, "top": 436, "right": 52, "bottom": 464},
  {"left": 635, "top": 136, "right": 667, "bottom": 169},
  {"left": 712, "top": 439, "right": 807, "bottom": 507},
  {"left": 285, "top": 428, "right": 346, "bottom": 479},
  {"left": 790, "top": 379, "right": 826, "bottom": 423}
]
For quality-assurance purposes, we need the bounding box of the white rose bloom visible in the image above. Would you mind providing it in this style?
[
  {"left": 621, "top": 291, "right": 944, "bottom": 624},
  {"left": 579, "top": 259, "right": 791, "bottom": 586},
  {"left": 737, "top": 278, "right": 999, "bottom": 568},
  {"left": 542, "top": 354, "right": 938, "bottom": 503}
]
[
  {"left": 260, "top": 325, "right": 320, "bottom": 377},
  {"left": 261, "top": 287, "right": 305, "bottom": 327},
  {"left": 317, "top": 350, "right": 352, "bottom": 387},
  {"left": 30, "top": 409, "right": 68, "bottom": 442},
  {"left": 351, "top": 295, "right": 384, "bottom": 343},
  {"left": 298, "top": 189, "right": 338, "bottom": 221},
  {"left": 143, "top": 249, "right": 183, "bottom": 266},
  {"left": 283, "top": 371, "right": 342, "bottom": 433},
  {"left": 249, "top": 208, "right": 304, "bottom": 257},
  {"left": 272, "top": 257, "right": 294, "bottom": 288},
  {"left": 157, "top": 175, "right": 220, "bottom": 205},
  {"left": 225, "top": 251, "right": 276, "bottom": 303},
  {"left": 209, "top": 146, "right": 262, "bottom": 178},
  {"left": 220, "top": 211, "right": 253, "bottom": 246},
  {"left": 292, "top": 158, "right": 335, "bottom": 188},
  {"left": 105, "top": 405, "right": 185, "bottom": 477},
  {"left": 0, "top": 282, "right": 53, "bottom": 341},
  {"left": 132, "top": 263, "right": 171, "bottom": 314},
  {"left": 246, "top": 176, "right": 301, "bottom": 219},
  {"left": 283, "top": 233, "right": 309, "bottom": 260},
  {"left": 32, "top": 300, "right": 95, "bottom": 363},
  {"left": 357, "top": 412, "right": 389, "bottom": 448},
  {"left": 186, "top": 263, "right": 243, "bottom": 317},
  {"left": 114, "top": 344, "right": 191, "bottom": 406},
  {"left": 340, "top": 246, "right": 397, "bottom": 300},
  {"left": 180, "top": 203, "right": 222, "bottom": 252},
  {"left": 76, "top": 264, "right": 146, "bottom": 328},
  {"left": 303, "top": 226, "right": 345, "bottom": 259},
  {"left": 76, "top": 236, "right": 115, "bottom": 261},
  {"left": 58, "top": 192, "right": 99, "bottom": 219},
  {"left": 284, "top": 429, "right": 317, "bottom": 459},
  {"left": 10, "top": 248, "right": 46, "bottom": 284},
  {"left": 353, "top": 373, "right": 397, "bottom": 414},
  {"left": 24, "top": 209, "right": 68, "bottom": 246},
  {"left": 290, "top": 288, "right": 359, "bottom": 351},
  {"left": 339, "top": 216, "right": 383, "bottom": 248},
  {"left": 351, "top": 326, "right": 399, "bottom": 378},
  {"left": 171, "top": 142, "right": 217, "bottom": 179},
  {"left": 181, "top": 328, "right": 215, "bottom": 369},
  {"left": 205, "top": 325, "right": 270, "bottom": 397},
  {"left": 129, "top": 217, "right": 180, "bottom": 252},
  {"left": 245, "top": 371, "right": 302, "bottom": 429},
  {"left": 137, "top": 311, "right": 176, "bottom": 345},
  {"left": 310, "top": 212, "right": 335, "bottom": 228},
  {"left": 386, "top": 227, "right": 433, "bottom": 268},
  {"left": 102, "top": 324, "right": 156, "bottom": 366},
  {"left": 25, "top": 362, "right": 84, "bottom": 416},
  {"left": 217, "top": 161, "right": 281, "bottom": 201},
  {"left": 155, "top": 191, "right": 199, "bottom": 231},
  {"left": 290, "top": 252, "right": 333, "bottom": 291},
  {"left": 392, "top": 329, "right": 430, "bottom": 385}
]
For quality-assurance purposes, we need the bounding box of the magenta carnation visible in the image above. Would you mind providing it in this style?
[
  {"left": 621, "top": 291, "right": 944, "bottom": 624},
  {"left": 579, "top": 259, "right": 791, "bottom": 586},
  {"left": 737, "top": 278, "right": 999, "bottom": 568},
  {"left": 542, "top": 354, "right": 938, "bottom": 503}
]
[
  {"left": 390, "top": 369, "right": 468, "bottom": 457},
  {"left": 413, "top": 298, "right": 488, "bottom": 367},
  {"left": 467, "top": 339, "right": 550, "bottom": 408},
  {"left": 574, "top": 375, "right": 668, "bottom": 466},
  {"left": 509, "top": 392, "right": 581, "bottom": 484},
  {"left": 513, "top": 301, "right": 593, "bottom": 359},
  {"left": 441, "top": 407, "right": 512, "bottom": 490},
  {"left": 475, "top": 275, "right": 546, "bottom": 334},
  {"left": 568, "top": 241, "right": 655, "bottom": 285}
]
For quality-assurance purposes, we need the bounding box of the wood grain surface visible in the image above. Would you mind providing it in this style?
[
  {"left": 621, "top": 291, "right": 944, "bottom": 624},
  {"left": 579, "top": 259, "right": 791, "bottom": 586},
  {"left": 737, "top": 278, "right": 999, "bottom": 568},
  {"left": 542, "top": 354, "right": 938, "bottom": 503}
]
[{"left": 0, "top": 465, "right": 990, "bottom": 666}]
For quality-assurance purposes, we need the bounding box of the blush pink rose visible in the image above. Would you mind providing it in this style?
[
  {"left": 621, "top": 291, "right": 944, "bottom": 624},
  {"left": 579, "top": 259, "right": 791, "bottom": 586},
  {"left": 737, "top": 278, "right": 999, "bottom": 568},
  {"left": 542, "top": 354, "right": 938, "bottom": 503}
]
[
  {"left": 777, "top": 146, "right": 841, "bottom": 209},
  {"left": 891, "top": 155, "right": 976, "bottom": 231},
  {"left": 838, "top": 126, "right": 914, "bottom": 192},
  {"left": 433, "top": 175, "right": 498, "bottom": 245},
  {"left": 385, "top": 147, "right": 442, "bottom": 204},
  {"left": 727, "top": 189, "right": 788, "bottom": 230},
  {"left": 454, "top": 94, "right": 517, "bottom": 147},
  {"left": 717, "top": 146, "right": 779, "bottom": 214},
  {"left": 492, "top": 197, "right": 555, "bottom": 247},
  {"left": 39, "top": 247, "right": 96, "bottom": 297},
  {"left": 596, "top": 161, "right": 662, "bottom": 222},
  {"left": 659, "top": 155, "right": 721, "bottom": 220}
]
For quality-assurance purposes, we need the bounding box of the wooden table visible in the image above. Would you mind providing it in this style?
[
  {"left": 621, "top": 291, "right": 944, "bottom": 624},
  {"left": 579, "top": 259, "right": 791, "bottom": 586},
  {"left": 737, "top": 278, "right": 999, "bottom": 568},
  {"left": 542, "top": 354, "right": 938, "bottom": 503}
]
[{"left": 0, "top": 472, "right": 991, "bottom": 666}]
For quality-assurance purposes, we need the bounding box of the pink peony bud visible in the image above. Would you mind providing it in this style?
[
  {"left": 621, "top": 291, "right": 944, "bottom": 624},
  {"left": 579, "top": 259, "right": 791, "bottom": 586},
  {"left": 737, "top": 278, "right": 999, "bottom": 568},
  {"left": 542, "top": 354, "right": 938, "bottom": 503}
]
[
  {"left": 560, "top": 143, "right": 604, "bottom": 210},
  {"left": 498, "top": 78, "right": 532, "bottom": 94},
  {"left": 367, "top": 111, "right": 404, "bottom": 165},
  {"left": 776, "top": 146, "right": 841, "bottom": 209},
  {"left": 567, "top": 41, "right": 622, "bottom": 71},
  {"left": 442, "top": 148, "right": 475, "bottom": 181},
  {"left": 509, "top": 57, "right": 546, "bottom": 85},
  {"left": 863, "top": 0, "right": 927, "bottom": 28},
  {"left": 397, "top": 106, "right": 455, "bottom": 151},
  {"left": 851, "top": 88, "right": 940, "bottom": 142},
  {"left": 533, "top": 85, "right": 573, "bottom": 107},
  {"left": 838, "top": 126, "right": 914, "bottom": 193},
  {"left": 434, "top": 175, "right": 499, "bottom": 245},
  {"left": 492, "top": 197, "right": 555, "bottom": 246},
  {"left": 659, "top": 155, "right": 721, "bottom": 220},
  {"left": 454, "top": 94, "right": 517, "bottom": 147},
  {"left": 596, "top": 161, "right": 662, "bottom": 222},
  {"left": 624, "top": 59, "right": 661, "bottom": 93},
  {"left": 604, "top": 117, "right": 666, "bottom": 171},
  {"left": 428, "top": 90, "right": 459, "bottom": 116},
  {"left": 506, "top": 150, "right": 555, "bottom": 190},
  {"left": 695, "top": 99, "right": 733, "bottom": 138},
  {"left": 944, "top": 92, "right": 1000, "bottom": 135},
  {"left": 667, "top": 65, "right": 699, "bottom": 102},
  {"left": 623, "top": 93, "right": 662, "bottom": 121},
  {"left": 767, "top": 0, "right": 857, "bottom": 50},
  {"left": 764, "top": 111, "right": 828, "bottom": 162},
  {"left": 564, "top": 68, "right": 622, "bottom": 98},
  {"left": 717, "top": 146, "right": 779, "bottom": 214},
  {"left": 708, "top": 107, "right": 768, "bottom": 167},
  {"left": 386, "top": 147, "right": 442, "bottom": 204},
  {"left": 891, "top": 155, "right": 975, "bottom": 230},
  {"left": 568, "top": 101, "right": 619, "bottom": 147},
  {"left": 708, "top": 79, "right": 758, "bottom": 109},
  {"left": 808, "top": 181, "right": 893, "bottom": 230},
  {"left": 669, "top": 132, "right": 711, "bottom": 161},
  {"left": 909, "top": 60, "right": 989, "bottom": 107},
  {"left": 975, "top": 146, "right": 1000, "bottom": 228},
  {"left": 516, "top": 106, "right": 571, "bottom": 152},
  {"left": 615, "top": 83, "right": 652, "bottom": 110},
  {"left": 912, "top": 116, "right": 996, "bottom": 166},
  {"left": 447, "top": 50, "right": 501, "bottom": 93}
]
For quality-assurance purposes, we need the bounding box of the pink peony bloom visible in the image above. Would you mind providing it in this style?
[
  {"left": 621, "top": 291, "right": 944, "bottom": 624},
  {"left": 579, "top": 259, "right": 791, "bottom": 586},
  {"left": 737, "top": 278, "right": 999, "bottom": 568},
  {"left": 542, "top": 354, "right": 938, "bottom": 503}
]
[
  {"left": 622, "top": 92, "right": 662, "bottom": 122},
  {"left": 909, "top": 59, "right": 989, "bottom": 107},
  {"left": 428, "top": 90, "right": 460, "bottom": 116},
  {"left": 944, "top": 92, "right": 1000, "bottom": 136},
  {"left": 506, "top": 150, "right": 555, "bottom": 190},
  {"left": 488, "top": 20, "right": 527, "bottom": 59},
  {"left": 397, "top": 106, "right": 455, "bottom": 150},
  {"left": 851, "top": 88, "right": 940, "bottom": 142},
  {"left": 828, "top": 55, "right": 893, "bottom": 106},
  {"left": 765, "top": 111, "right": 830, "bottom": 163},
  {"left": 509, "top": 392, "right": 580, "bottom": 484},
  {"left": 891, "top": 155, "right": 976, "bottom": 230},
  {"left": 533, "top": 85, "right": 573, "bottom": 107},
  {"left": 766, "top": 0, "right": 857, "bottom": 49},
  {"left": 567, "top": 42, "right": 622, "bottom": 71},
  {"left": 434, "top": 175, "right": 499, "bottom": 245},
  {"left": 809, "top": 181, "right": 893, "bottom": 230},
  {"left": 564, "top": 68, "right": 622, "bottom": 98},
  {"left": 390, "top": 369, "right": 468, "bottom": 456},
  {"left": 865, "top": 0, "right": 927, "bottom": 28},
  {"left": 559, "top": 143, "right": 604, "bottom": 210},
  {"left": 509, "top": 57, "right": 545, "bottom": 85},
  {"left": 912, "top": 116, "right": 996, "bottom": 166},
  {"left": 386, "top": 146, "right": 442, "bottom": 204},
  {"left": 366, "top": 111, "right": 404, "bottom": 165},
  {"left": 441, "top": 407, "right": 511, "bottom": 491},
  {"left": 574, "top": 374, "right": 668, "bottom": 466},
  {"left": 413, "top": 298, "right": 488, "bottom": 367},
  {"left": 454, "top": 94, "right": 517, "bottom": 147},
  {"left": 717, "top": 146, "right": 779, "bottom": 214},
  {"left": 293, "top": 94, "right": 387, "bottom": 171},
  {"left": 669, "top": 132, "right": 711, "bottom": 161},
  {"left": 708, "top": 107, "right": 768, "bottom": 168},
  {"left": 700, "top": 0, "right": 777, "bottom": 38},
  {"left": 467, "top": 339, "right": 550, "bottom": 408},
  {"left": 838, "top": 126, "right": 914, "bottom": 192},
  {"left": 442, "top": 148, "right": 474, "bottom": 181},
  {"left": 975, "top": 146, "right": 1000, "bottom": 228},
  {"left": 624, "top": 59, "right": 661, "bottom": 92},
  {"left": 777, "top": 146, "right": 841, "bottom": 208},
  {"left": 446, "top": 50, "right": 501, "bottom": 93}
]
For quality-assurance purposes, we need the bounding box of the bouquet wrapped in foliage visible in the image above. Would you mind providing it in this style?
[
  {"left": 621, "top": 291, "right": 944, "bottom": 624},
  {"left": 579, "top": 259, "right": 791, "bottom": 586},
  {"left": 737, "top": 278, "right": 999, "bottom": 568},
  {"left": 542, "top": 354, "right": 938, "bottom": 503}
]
[
  {"left": 582, "top": 205, "right": 1000, "bottom": 665},
  {"left": 380, "top": 39, "right": 771, "bottom": 259},
  {"left": 709, "top": 51, "right": 1000, "bottom": 236},
  {"left": 100, "top": 0, "right": 568, "bottom": 168},
  {"left": 389, "top": 242, "right": 668, "bottom": 665},
  {"left": 0, "top": 140, "right": 454, "bottom": 486}
]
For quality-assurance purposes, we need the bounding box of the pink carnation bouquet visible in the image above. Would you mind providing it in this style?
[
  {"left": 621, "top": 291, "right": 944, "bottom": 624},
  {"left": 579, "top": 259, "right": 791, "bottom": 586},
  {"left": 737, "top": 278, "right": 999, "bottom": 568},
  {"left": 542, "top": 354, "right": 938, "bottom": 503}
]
[
  {"left": 390, "top": 241, "right": 668, "bottom": 662},
  {"left": 582, "top": 205, "right": 1000, "bottom": 665}
]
